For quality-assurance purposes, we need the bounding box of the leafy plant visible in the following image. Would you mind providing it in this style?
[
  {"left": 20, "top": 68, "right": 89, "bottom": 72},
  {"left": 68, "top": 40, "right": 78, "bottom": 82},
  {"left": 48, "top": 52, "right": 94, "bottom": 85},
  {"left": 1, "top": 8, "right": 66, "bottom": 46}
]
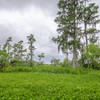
[
  {"left": 81, "top": 44, "right": 100, "bottom": 69},
  {"left": 0, "top": 50, "right": 9, "bottom": 68}
]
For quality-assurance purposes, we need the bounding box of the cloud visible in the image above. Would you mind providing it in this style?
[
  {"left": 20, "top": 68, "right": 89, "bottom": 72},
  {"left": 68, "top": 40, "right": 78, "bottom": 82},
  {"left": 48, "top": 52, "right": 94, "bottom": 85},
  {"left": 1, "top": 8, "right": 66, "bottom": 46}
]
[
  {"left": 0, "top": 0, "right": 58, "bottom": 16},
  {"left": 0, "top": 5, "right": 62, "bottom": 63}
]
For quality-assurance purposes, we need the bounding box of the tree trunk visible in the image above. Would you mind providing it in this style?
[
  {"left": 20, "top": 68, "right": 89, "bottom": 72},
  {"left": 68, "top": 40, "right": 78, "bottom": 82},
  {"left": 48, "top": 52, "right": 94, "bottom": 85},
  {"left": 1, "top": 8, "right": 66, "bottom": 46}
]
[
  {"left": 72, "top": 0, "right": 78, "bottom": 67},
  {"left": 85, "top": 22, "right": 88, "bottom": 48},
  {"left": 66, "top": 50, "right": 69, "bottom": 65},
  {"left": 73, "top": 45, "right": 78, "bottom": 67},
  {"left": 30, "top": 41, "right": 33, "bottom": 67},
  {"left": 84, "top": 22, "right": 89, "bottom": 68}
]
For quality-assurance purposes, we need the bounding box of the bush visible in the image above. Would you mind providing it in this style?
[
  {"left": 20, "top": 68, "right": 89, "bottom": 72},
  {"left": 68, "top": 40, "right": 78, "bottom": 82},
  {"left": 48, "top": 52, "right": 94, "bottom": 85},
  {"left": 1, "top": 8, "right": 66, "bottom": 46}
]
[
  {"left": 0, "top": 50, "right": 9, "bottom": 68},
  {"left": 62, "top": 58, "right": 69, "bottom": 67},
  {"left": 80, "top": 44, "right": 100, "bottom": 69}
]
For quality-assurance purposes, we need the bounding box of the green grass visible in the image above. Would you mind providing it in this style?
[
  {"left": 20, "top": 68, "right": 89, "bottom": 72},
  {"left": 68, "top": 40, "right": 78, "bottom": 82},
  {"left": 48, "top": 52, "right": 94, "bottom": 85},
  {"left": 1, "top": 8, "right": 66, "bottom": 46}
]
[
  {"left": 0, "top": 66, "right": 100, "bottom": 100},
  {"left": 2, "top": 65, "right": 92, "bottom": 74}
]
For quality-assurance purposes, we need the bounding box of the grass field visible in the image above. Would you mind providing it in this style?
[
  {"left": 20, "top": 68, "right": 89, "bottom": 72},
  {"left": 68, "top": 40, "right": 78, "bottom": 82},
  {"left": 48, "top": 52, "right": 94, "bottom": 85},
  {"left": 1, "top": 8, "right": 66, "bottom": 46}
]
[{"left": 0, "top": 66, "right": 100, "bottom": 100}]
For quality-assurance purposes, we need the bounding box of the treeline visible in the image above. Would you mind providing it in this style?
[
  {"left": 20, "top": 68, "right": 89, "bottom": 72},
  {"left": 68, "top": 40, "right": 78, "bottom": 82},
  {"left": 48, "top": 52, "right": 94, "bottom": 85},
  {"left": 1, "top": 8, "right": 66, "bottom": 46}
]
[
  {"left": 52, "top": 0, "right": 100, "bottom": 69},
  {"left": 0, "top": 34, "right": 46, "bottom": 68},
  {"left": 0, "top": 0, "right": 100, "bottom": 70},
  {"left": 0, "top": 35, "right": 63, "bottom": 69},
  {"left": 0, "top": 34, "right": 100, "bottom": 70}
]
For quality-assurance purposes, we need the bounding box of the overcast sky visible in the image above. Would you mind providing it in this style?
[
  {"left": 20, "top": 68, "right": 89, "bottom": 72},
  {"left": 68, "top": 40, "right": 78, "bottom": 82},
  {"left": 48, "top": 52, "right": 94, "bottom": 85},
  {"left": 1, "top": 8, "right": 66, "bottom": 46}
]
[{"left": 0, "top": 0, "right": 100, "bottom": 63}]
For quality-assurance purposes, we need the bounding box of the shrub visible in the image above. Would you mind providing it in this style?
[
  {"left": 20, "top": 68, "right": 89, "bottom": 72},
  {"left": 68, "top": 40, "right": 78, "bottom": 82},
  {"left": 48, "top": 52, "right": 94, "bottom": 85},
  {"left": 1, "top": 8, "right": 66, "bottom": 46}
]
[
  {"left": 81, "top": 44, "right": 100, "bottom": 69},
  {"left": 0, "top": 50, "right": 9, "bottom": 68},
  {"left": 62, "top": 58, "right": 69, "bottom": 67}
]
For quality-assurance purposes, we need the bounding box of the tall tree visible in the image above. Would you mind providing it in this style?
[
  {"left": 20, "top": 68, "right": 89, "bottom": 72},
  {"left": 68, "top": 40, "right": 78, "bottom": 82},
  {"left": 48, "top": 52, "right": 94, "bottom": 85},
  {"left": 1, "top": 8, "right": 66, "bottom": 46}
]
[
  {"left": 3, "top": 37, "right": 12, "bottom": 62},
  {"left": 12, "top": 43, "right": 19, "bottom": 60},
  {"left": 0, "top": 50, "right": 8, "bottom": 68},
  {"left": 27, "top": 34, "right": 36, "bottom": 67},
  {"left": 53, "top": 0, "right": 85, "bottom": 67},
  {"left": 82, "top": 2, "right": 100, "bottom": 67},
  {"left": 3, "top": 37, "right": 12, "bottom": 54},
  {"left": 17, "top": 41, "right": 26, "bottom": 61},
  {"left": 12, "top": 41, "right": 26, "bottom": 62},
  {"left": 83, "top": 2, "right": 100, "bottom": 47}
]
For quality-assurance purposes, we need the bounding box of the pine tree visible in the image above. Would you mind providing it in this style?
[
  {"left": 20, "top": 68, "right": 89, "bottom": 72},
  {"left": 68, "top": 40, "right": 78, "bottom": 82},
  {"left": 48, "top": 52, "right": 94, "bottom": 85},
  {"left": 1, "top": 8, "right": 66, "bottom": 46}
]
[
  {"left": 82, "top": 2, "right": 100, "bottom": 67},
  {"left": 83, "top": 2, "right": 100, "bottom": 47},
  {"left": 27, "top": 34, "right": 36, "bottom": 67},
  {"left": 3, "top": 37, "right": 12, "bottom": 63},
  {"left": 53, "top": 0, "right": 85, "bottom": 67},
  {"left": 3, "top": 37, "right": 12, "bottom": 54},
  {"left": 17, "top": 41, "right": 26, "bottom": 61}
]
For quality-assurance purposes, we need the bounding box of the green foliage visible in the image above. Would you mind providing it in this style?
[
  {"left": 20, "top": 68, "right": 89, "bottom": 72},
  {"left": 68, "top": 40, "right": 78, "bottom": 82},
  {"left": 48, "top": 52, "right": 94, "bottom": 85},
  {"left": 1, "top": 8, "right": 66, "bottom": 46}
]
[
  {"left": 38, "top": 53, "right": 45, "bottom": 65},
  {"left": 51, "top": 58, "right": 60, "bottom": 66},
  {"left": 81, "top": 44, "right": 100, "bottom": 69},
  {"left": 3, "top": 65, "right": 91, "bottom": 75},
  {"left": 0, "top": 50, "right": 9, "bottom": 68},
  {"left": 27, "top": 34, "right": 36, "bottom": 67},
  {"left": 53, "top": 0, "right": 100, "bottom": 67},
  {"left": 12, "top": 41, "right": 26, "bottom": 62},
  {"left": 0, "top": 69, "right": 100, "bottom": 99},
  {"left": 3, "top": 37, "right": 12, "bottom": 53},
  {"left": 53, "top": 0, "right": 89, "bottom": 67},
  {"left": 62, "top": 58, "right": 69, "bottom": 67}
]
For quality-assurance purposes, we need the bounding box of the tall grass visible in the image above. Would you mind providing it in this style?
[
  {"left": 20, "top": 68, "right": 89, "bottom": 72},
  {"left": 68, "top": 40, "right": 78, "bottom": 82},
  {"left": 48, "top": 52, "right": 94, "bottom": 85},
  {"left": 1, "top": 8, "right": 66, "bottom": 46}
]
[{"left": 2, "top": 65, "right": 92, "bottom": 74}]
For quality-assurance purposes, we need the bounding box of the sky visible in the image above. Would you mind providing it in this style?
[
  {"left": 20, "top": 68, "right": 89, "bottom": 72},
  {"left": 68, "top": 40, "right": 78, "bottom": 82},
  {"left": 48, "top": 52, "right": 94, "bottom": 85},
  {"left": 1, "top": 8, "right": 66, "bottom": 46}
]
[{"left": 0, "top": 0, "right": 100, "bottom": 63}]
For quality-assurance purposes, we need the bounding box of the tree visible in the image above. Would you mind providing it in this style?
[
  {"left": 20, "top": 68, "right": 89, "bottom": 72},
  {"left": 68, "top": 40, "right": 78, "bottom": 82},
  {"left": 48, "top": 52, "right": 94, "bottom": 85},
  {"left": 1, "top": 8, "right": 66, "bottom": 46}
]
[
  {"left": 27, "top": 34, "right": 36, "bottom": 67},
  {"left": 51, "top": 58, "right": 60, "bottom": 66},
  {"left": 82, "top": 44, "right": 100, "bottom": 69},
  {"left": 53, "top": 0, "right": 100, "bottom": 67},
  {"left": 62, "top": 57, "right": 69, "bottom": 67},
  {"left": 25, "top": 53, "right": 30, "bottom": 65},
  {"left": 52, "top": 34, "right": 69, "bottom": 61},
  {"left": 83, "top": 3, "right": 100, "bottom": 47},
  {"left": 17, "top": 41, "right": 26, "bottom": 61},
  {"left": 81, "top": 2, "right": 100, "bottom": 67},
  {"left": 3, "top": 37, "right": 12, "bottom": 53},
  {"left": 3, "top": 37, "right": 12, "bottom": 63},
  {"left": 38, "top": 53, "right": 45, "bottom": 65},
  {"left": 53, "top": 0, "right": 86, "bottom": 67},
  {"left": 0, "top": 50, "right": 9, "bottom": 68},
  {"left": 12, "top": 41, "right": 26, "bottom": 62},
  {"left": 12, "top": 43, "right": 19, "bottom": 61}
]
